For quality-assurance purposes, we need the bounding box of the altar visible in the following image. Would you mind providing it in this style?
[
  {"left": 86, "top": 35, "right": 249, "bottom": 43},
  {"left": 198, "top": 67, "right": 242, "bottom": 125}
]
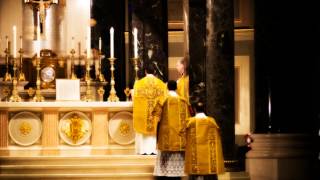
[{"left": 0, "top": 101, "right": 135, "bottom": 149}]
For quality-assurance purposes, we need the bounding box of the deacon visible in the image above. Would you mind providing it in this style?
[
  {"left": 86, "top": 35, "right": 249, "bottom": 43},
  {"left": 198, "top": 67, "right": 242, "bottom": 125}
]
[
  {"left": 132, "top": 63, "right": 167, "bottom": 155},
  {"left": 185, "top": 102, "right": 225, "bottom": 180},
  {"left": 153, "top": 80, "right": 190, "bottom": 179}
]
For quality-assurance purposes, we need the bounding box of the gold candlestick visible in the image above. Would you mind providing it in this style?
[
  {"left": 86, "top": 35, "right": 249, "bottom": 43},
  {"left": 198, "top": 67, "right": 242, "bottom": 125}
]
[
  {"left": 4, "top": 40, "right": 12, "bottom": 82},
  {"left": 18, "top": 48, "right": 26, "bottom": 81},
  {"left": 70, "top": 49, "right": 77, "bottom": 79},
  {"left": 97, "top": 51, "right": 105, "bottom": 82},
  {"left": 124, "top": 87, "right": 131, "bottom": 101},
  {"left": 83, "top": 57, "right": 92, "bottom": 101},
  {"left": 33, "top": 57, "right": 44, "bottom": 102},
  {"left": 107, "top": 57, "right": 119, "bottom": 102},
  {"left": 9, "top": 57, "right": 22, "bottom": 102},
  {"left": 97, "top": 86, "right": 105, "bottom": 102},
  {"left": 131, "top": 57, "right": 139, "bottom": 81}
]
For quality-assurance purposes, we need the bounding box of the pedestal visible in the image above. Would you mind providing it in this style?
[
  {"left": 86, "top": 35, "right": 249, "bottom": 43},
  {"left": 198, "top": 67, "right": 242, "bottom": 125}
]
[{"left": 246, "top": 134, "right": 317, "bottom": 180}]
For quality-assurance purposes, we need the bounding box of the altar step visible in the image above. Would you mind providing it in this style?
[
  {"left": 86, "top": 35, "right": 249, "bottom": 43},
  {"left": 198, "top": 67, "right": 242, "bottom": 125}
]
[{"left": 0, "top": 155, "right": 156, "bottom": 179}]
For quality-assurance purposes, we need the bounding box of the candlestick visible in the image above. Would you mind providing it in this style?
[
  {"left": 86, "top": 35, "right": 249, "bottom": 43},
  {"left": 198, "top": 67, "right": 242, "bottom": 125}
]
[
  {"left": 4, "top": 38, "right": 12, "bottom": 82},
  {"left": 107, "top": 57, "right": 119, "bottom": 102},
  {"left": 18, "top": 43, "right": 26, "bottom": 81},
  {"left": 110, "top": 27, "right": 114, "bottom": 58},
  {"left": 71, "top": 36, "right": 75, "bottom": 50},
  {"left": 124, "top": 87, "right": 131, "bottom": 101},
  {"left": 131, "top": 57, "right": 139, "bottom": 81},
  {"left": 33, "top": 57, "right": 44, "bottom": 102},
  {"left": 97, "top": 51, "right": 105, "bottom": 82},
  {"left": 20, "top": 35, "right": 23, "bottom": 49},
  {"left": 9, "top": 53, "right": 22, "bottom": 102},
  {"left": 133, "top": 28, "right": 138, "bottom": 58},
  {"left": 13, "top": 26, "right": 17, "bottom": 58},
  {"left": 70, "top": 48, "right": 77, "bottom": 79}
]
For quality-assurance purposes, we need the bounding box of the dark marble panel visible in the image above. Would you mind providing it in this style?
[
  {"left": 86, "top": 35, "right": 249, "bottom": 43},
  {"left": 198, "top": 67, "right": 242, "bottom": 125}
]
[
  {"left": 128, "top": 0, "right": 168, "bottom": 83},
  {"left": 91, "top": 0, "right": 126, "bottom": 100}
]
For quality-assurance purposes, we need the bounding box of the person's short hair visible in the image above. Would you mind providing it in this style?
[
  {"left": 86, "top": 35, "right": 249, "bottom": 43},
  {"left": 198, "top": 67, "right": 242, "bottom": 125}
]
[
  {"left": 145, "top": 62, "right": 155, "bottom": 74},
  {"left": 167, "top": 80, "right": 177, "bottom": 91},
  {"left": 195, "top": 102, "right": 205, "bottom": 113}
]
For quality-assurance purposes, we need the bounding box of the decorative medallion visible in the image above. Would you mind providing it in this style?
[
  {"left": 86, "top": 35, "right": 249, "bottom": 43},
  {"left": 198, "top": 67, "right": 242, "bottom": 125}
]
[
  {"left": 59, "top": 111, "right": 92, "bottom": 146},
  {"left": 109, "top": 112, "right": 135, "bottom": 145},
  {"left": 9, "top": 112, "right": 42, "bottom": 146}
]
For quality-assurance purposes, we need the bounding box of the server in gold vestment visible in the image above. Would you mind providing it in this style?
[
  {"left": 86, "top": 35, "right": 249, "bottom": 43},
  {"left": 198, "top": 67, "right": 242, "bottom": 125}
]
[
  {"left": 153, "top": 81, "right": 190, "bottom": 179},
  {"left": 185, "top": 103, "right": 225, "bottom": 180},
  {"left": 133, "top": 63, "right": 167, "bottom": 155}
]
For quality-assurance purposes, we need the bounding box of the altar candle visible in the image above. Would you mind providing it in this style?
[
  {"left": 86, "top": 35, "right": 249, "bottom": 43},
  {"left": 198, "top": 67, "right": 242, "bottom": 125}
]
[
  {"left": 37, "top": 26, "right": 41, "bottom": 58},
  {"left": 110, "top": 27, "right": 114, "bottom": 58},
  {"left": 71, "top": 37, "right": 75, "bottom": 50},
  {"left": 86, "top": 26, "right": 91, "bottom": 59},
  {"left": 13, "top": 26, "right": 16, "bottom": 58},
  {"left": 20, "top": 36, "right": 23, "bottom": 49},
  {"left": 133, "top": 28, "right": 138, "bottom": 58},
  {"left": 99, "top": 37, "right": 102, "bottom": 52}
]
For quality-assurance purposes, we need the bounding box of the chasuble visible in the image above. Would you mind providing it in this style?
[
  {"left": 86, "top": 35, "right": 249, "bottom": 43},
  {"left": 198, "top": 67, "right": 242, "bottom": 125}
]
[{"left": 133, "top": 76, "right": 167, "bottom": 135}]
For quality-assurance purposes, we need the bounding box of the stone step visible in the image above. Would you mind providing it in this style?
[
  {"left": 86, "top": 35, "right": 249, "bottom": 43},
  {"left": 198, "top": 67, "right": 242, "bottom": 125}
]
[
  {"left": 0, "top": 173, "right": 154, "bottom": 180},
  {"left": 0, "top": 155, "right": 156, "bottom": 166},
  {"left": 0, "top": 164, "right": 154, "bottom": 174}
]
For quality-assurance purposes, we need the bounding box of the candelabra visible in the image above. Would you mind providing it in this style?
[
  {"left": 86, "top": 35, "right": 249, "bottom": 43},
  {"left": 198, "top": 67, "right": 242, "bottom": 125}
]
[
  {"left": 107, "top": 57, "right": 119, "bottom": 102},
  {"left": 18, "top": 48, "right": 26, "bottom": 81},
  {"left": 4, "top": 41, "right": 12, "bottom": 82},
  {"left": 96, "top": 51, "right": 106, "bottom": 82},
  {"left": 70, "top": 49, "right": 77, "bottom": 79},
  {"left": 9, "top": 56, "right": 22, "bottom": 102},
  {"left": 83, "top": 57, "right": 92, "bottom": 101},
  {"left": 33, "top": 57, "right": 44, "bottom": 102},
  {"left": 131, "top": 57, "right": 139, "bottom": 81}
]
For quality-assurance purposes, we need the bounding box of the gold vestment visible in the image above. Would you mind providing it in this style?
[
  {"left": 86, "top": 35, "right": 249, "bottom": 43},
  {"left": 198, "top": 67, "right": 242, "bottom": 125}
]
[
  {"left": 185, "top": 116, "right": 225, "bottom": 175},
  {"left": 133, "top": 76, "right": 167, "bottom": 135},
  {"left": 177, "top": 75, "right": 189, "bottom": 104},
  {"left": 155, "top": 95, "right": 190, "bottom": 151}
]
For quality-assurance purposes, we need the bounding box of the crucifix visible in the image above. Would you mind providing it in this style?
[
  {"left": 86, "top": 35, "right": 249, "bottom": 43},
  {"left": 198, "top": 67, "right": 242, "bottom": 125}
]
[{"left": 24, "top": 0, "right": 58, "bottom": 39}]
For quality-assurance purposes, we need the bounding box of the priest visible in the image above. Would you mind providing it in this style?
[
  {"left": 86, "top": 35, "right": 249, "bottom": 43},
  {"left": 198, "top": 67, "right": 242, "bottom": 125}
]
[{"left": 132, "top": 63, "right": 167, "bottom": 155}]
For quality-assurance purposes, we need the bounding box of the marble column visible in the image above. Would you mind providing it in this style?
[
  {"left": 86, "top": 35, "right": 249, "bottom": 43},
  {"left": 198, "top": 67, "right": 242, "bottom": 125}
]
[
  {"left": 0, "top": 111, "right": 8, "bottom": 148},
  {"left": 128, "top": 0, "right": 168, "bottom": 82},
  {"left": 42, "top": 111, "right": 59, "bottom": 147},
  {"left": 189, "top": 0, "right": 235, "bottom": 169}
]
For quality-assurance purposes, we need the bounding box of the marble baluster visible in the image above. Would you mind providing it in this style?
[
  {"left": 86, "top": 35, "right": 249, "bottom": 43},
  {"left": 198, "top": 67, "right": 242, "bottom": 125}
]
[{"left": 42, "top": 111, "right": 59, "bottom": 147}]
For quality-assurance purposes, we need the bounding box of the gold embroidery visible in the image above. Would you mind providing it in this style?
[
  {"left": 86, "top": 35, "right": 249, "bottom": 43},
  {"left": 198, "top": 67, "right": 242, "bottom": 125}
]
[
  {"left": 179, "top": 100, "right": 187, "bottom": 147},
  {"left": 136, "top": 78, "right": 164, "bottom": 132},
  {"left": 19, "top": 121, "right": 32, "bottom": 136},
  {"left": 209, "top": 128, "right": 217, "bottom": 173},
  {"left": 63, "top": 114, "right": 87, "bottom": 144},
  {"left": 119, "top": 121, "right": 130, "bottom": 136},
  {"left": 190, "top": 122, "right": 198, "bottom": 173}
]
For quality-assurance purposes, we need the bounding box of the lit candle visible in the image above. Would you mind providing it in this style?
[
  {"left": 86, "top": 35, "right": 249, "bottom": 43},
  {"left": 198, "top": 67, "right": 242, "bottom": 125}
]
[
  {"left": 110, "top": 27, "right": 114, "bottom": 58},
  {"left": 133, "top": 28, "right": 138, "bottom": 58},
  {"left": 13, "top": 26, "right": 17, "bottom": 58},
  {"left": 86, "top": 26, "right": 91, "bottom": 59},
  {"left": 71, "top": 37, "right": 75, "bottom": 50},
  {"left": 20, "top": 36, "right": 23, "bottom": 49},
  {"left": 37, "top": 25, "right": 40, "bottom": 58},
  {"left": 6, "top": 36, "right": 8, "bottom": 49},
  {"left": 99, "top": 37, "right": 102, "bottom": 52}
]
